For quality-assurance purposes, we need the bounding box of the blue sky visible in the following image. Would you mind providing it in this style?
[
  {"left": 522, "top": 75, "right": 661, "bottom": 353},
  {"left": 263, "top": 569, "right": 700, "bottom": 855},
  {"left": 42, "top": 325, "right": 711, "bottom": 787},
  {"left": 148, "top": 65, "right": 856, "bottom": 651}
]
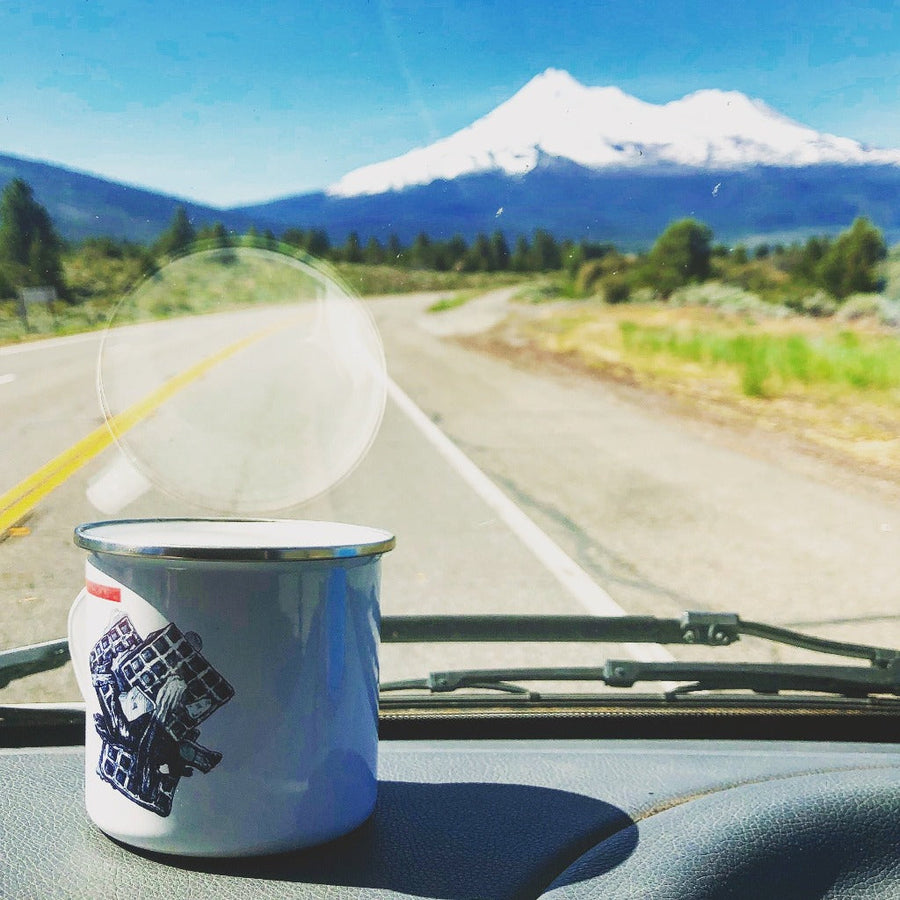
[{"left": 1, "top": 0, "right": 898, "bottom": 206}]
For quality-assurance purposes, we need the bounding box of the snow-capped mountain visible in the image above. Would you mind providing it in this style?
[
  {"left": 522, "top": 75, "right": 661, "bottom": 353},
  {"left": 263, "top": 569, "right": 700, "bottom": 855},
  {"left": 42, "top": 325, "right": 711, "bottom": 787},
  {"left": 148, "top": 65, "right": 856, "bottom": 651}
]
[
  {"left": 327, "top": 68, "right": 900, "bottom": 197},
  {"left": 7, "top": 67, "right": 898, "bottom": 247}
]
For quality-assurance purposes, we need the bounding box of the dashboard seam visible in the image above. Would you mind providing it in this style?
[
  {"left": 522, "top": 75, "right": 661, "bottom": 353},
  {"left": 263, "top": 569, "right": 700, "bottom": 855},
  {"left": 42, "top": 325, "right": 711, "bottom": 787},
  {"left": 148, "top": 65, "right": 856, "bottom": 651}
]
[
  {"left": 629, "top": 760, "right": 900, "bottom": 822},
  {"left": 529, "top": 760, "right": 900, "bottom": 898}
]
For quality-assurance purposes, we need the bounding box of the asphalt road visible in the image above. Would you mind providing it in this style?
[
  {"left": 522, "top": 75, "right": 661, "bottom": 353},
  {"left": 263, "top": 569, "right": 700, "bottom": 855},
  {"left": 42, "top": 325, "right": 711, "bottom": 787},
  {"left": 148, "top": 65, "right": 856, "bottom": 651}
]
[{"left": 2, "top": 291, "right": 899, "bottom": 702}]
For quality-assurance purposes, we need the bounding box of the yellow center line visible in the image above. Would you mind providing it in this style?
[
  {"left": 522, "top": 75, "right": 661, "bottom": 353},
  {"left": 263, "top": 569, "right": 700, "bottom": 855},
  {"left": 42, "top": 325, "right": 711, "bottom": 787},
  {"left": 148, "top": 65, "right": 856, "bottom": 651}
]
[{"left": 0, "top": 321, "right": 285, "bottom": 537}]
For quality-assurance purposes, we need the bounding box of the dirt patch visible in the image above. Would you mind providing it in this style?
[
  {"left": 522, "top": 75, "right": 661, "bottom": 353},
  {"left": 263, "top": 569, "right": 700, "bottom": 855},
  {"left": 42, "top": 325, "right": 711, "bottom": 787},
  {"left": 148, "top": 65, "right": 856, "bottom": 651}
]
[{"left": 457, "top": 327, "right": 900, "bottom": 505}]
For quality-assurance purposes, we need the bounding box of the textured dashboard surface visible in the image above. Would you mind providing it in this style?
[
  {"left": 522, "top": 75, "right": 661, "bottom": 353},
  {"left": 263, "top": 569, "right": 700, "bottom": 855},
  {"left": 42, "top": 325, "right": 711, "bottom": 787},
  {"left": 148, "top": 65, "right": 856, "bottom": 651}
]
[
  {"left": 1, "top": 740, "right": 898, "bottom": 899},
  {"left": 543, "top": 766, "right": 900, "bottom": 900}
]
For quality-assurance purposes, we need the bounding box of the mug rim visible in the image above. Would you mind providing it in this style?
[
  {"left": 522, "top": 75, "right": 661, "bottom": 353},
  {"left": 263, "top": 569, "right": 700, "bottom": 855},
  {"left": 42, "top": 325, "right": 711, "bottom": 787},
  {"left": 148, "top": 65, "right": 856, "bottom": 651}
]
[{"left": 74, "top": 517, "right": 396, "bottom": 561}]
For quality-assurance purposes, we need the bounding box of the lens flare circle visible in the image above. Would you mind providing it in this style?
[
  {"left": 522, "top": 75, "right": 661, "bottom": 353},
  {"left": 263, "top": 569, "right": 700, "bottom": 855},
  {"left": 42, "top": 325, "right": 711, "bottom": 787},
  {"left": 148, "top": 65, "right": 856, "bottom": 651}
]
[{"left": 97, "top": 243, "right": 386, "bottom": 513}]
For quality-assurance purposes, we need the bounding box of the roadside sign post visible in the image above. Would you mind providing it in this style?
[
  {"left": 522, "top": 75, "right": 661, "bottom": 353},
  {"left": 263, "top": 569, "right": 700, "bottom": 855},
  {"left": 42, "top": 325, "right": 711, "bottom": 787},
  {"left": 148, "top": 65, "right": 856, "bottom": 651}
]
[{"left": 16, "top": 286, "right": 57, "bottom": 328}]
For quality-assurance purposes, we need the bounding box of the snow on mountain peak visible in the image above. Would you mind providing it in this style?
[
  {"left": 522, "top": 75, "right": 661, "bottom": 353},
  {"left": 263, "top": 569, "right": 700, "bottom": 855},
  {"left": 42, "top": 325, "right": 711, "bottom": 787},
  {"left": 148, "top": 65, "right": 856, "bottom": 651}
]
[
  {"left": 327, "top": 70, "right": 900, "bottom": 197},
  {"left": 512, "top": 67, "right": 604, "bottom": 109}
]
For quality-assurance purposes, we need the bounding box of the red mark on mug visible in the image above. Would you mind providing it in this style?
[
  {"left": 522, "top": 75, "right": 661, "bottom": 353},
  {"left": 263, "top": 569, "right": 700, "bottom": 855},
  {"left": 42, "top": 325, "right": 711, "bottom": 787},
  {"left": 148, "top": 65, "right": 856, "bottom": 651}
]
[{"left": 87, "top": 580, "right": 121, "bottom": 603}]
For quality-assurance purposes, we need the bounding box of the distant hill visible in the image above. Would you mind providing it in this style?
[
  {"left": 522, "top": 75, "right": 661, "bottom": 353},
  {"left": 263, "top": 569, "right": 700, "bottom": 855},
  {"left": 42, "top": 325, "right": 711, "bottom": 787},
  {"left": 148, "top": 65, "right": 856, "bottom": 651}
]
[
  {"left": 0, "top": 153, "right": 256, "bottom": 243},
  {"left": 4, "top": 150, "right": 899, "bottom": 251},
  {"left": 237, "top": 162, "right": 900, "bottom": 249}
]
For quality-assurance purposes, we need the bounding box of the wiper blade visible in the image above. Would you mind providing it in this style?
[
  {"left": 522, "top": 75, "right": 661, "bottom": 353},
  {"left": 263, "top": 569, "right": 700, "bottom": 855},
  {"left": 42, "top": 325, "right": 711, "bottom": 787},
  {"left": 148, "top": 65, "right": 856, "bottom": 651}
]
[
  {"left": 380, "top": 659, "right": 900, "bottom": 700},
  {"left": 0, "top": 639, "right": 70, "bottom": 690},
  {"left": 381, "top": 613, "right": 899, "bottom": 664},
  {"left": 604, "top": 659, "right": 900, "bottom": 698},
  {"left": 379, "top": 613, "right": 900, "bottom": 699}
]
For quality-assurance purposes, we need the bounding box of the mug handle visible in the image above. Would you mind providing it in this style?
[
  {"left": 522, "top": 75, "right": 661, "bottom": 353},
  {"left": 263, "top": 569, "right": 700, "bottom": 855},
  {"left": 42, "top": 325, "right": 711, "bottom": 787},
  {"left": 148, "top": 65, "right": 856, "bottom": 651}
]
[{"left": 67, "top": 589, "right": 92, "bottom": 702}]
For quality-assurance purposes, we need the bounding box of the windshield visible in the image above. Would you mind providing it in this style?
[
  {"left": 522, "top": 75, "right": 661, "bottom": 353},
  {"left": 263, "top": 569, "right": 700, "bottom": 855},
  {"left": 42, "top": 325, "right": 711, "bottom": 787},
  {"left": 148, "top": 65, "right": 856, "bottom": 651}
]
[{"left": 1, "top": 1, "right": 899, "bottom": 706}]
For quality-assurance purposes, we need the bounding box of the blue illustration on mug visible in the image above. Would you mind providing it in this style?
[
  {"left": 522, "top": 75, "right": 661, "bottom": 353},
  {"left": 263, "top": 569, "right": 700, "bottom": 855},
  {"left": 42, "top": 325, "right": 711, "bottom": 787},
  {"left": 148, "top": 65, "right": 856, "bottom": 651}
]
[{"left": 88, "top": 615, "right": 235, "bottom": 817}]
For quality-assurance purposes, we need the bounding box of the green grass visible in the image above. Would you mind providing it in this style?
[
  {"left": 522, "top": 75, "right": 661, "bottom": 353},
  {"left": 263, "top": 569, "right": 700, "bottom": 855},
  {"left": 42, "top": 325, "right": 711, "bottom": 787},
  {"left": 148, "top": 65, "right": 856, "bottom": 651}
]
[
  {"left": 333, "top": 263, "right": 524, "bottom": 296},
  {"left": 426, "top": 290, "right": 482, "bottom": 313},
  {"left": 118, "top": 248, "right": 326, "bottom": 322},
  {"left": 0, "top": 297, "right": 114, "bottom": 344},
  {"left": 1, "top": 248, "right": 334, "bottom": 345},
  {"left": 618, "top": 320, "right": 900, "bottom": 398},
  {"left": 512, "top": 278, "right": 573, "bottom": 304}
]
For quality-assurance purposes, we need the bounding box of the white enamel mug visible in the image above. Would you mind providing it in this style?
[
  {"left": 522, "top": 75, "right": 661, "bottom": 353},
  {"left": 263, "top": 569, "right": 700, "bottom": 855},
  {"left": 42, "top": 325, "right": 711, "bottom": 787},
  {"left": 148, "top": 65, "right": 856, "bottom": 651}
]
[{"left": 69, "top": 518, "right": 394, "bottom": 857}]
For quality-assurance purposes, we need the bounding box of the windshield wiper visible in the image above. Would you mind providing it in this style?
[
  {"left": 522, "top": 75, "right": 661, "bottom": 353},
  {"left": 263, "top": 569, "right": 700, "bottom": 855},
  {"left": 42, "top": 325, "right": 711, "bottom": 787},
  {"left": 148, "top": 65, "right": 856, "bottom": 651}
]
[
  {"left": 380, "top": 612, "right": 898, "bottom": 663},
  {"left": 380, "top": 660, "right": 900, "bottom": 699},
  {"left": 3, "top": 612, "right": 898, "bottom": 701},
  {"left": 379, "top": 612, "right": 900, "bottom": 700},
  {"left": 0, "top": 639, "right": 70, "bottom": 690}
]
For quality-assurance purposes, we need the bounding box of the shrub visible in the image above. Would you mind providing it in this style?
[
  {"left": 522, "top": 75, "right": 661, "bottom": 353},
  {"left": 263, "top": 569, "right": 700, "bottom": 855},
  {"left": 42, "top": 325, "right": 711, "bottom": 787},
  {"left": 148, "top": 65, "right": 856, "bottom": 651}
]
[
  {"left": 817, "top": 217, "right": 887, "bottom": 299},
  {"left": 836, "top": 294, "right": 884, "bottom": 322},
  {"left": 643, "top": 218, "right": 713, "bottom": 297},
  {"left": 791, "top": 292, "right": 838, "bottom": 318},
  {"left": 575, "top": 260, "right": 606, "bottom": 296},
  {"left": 601, "top": 274, "right": 631, "bottom": 304}
]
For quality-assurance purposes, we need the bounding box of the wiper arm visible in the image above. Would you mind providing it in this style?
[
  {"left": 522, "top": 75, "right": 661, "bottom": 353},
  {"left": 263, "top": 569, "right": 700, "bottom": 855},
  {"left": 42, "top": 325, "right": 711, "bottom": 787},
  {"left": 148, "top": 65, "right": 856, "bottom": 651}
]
[
  {"left": 380, "top": 659, "right": 900, "bottom": 700},
  {"left": 0, "top": 639, "right": 71, "bottom": 690},
  {"left": 381, "top": 612, "right": 899, "bottom": 664}
]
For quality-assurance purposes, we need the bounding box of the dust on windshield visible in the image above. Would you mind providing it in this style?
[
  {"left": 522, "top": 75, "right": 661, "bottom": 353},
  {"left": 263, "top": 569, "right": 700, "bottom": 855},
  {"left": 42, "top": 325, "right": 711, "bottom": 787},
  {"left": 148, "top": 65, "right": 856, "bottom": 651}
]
[{"left": 1, "top": 2, "right": 899, "bottom": 703}]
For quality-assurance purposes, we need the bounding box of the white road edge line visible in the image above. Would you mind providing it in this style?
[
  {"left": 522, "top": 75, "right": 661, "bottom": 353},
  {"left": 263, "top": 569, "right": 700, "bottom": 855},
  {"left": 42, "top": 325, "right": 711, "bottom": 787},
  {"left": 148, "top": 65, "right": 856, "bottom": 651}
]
[
  {"left": 0, "top": 330, "right": 102, "bottom": 356},
  {"left": 386, "top": 376, "right": 674, "bottom": 664}
]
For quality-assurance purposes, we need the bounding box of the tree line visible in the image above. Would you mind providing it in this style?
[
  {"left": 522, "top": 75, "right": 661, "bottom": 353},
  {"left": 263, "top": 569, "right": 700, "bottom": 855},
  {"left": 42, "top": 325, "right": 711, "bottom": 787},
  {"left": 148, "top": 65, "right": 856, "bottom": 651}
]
[
  {"left": 573, "top": 217, "right": 888, "bottom": 306},
  {"left": 278, "top": 226, "right": 594, "bottom": 274},
  {"left": 0, "top": 178, "right": 890, "bottom": 309},
  {"left": 181, "top": 214, "right": 599, "bottom": 275}
]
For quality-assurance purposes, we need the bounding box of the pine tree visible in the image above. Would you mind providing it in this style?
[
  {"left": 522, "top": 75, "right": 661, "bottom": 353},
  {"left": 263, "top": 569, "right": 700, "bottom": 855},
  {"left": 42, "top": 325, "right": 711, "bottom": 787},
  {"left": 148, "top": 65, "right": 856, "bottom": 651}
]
[
  {"left": 0, "top": 178, "right": 66, "bottom": 296},
  {"left": 342, "top": 231, "right": 363, "bottom": 263},
  {"left": 155, "top": 206, "right": 196, "bottom": 257},
  {"left": 363, "top": 236, "right": 385, "bottom": 265},
  {"left": 490, "top": 231, "right": 510, "bottom": 271},
  {"left": 446, "top": 235, "right": 468, "bottom": 270},
  {"left": 511, "top": 235, "right": 531, "bottom": 272},
  {"left": 306, "top": 228, "right": 331, "bottom": 257},
  {"left": 465, "top": 233, "right": 493, "bottom": 271},
  {"left": 387, "top": 233, "right": 403, "bottom": 264},
  {"left": 410, "top": 232, "right": 432, "bottom": 269},
  {"left": 531, "top": 230, "right": 562, "bottom": 271}
]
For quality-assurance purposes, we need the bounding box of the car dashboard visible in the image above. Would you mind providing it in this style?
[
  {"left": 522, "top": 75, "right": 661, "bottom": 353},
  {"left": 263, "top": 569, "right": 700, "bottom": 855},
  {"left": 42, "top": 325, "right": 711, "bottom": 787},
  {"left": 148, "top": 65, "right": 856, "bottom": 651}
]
[{"left": 2, "top": 704, "right": 898, "bottom": 899}]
